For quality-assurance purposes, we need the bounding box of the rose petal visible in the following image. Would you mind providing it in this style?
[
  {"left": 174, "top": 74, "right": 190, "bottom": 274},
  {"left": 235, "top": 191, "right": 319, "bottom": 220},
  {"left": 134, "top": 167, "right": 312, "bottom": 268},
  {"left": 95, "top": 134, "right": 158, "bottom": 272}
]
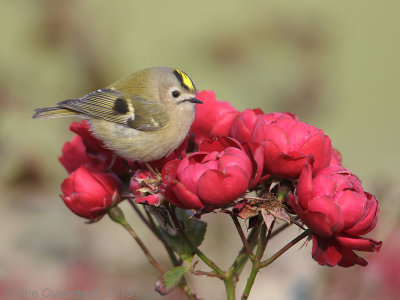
[
  {"left": 197, "top": 168, "right": 249, "bottom": 207},
  {"left": 337, "top": 247, "right": 368, "bottom": 267},
  {"left": 345, "top": 192, "right": 379, "bottom": 235},
  {"left": 297, "top": 162, "right": 314, "bottom": 208},
  {"left": 303, "top": 196, "right": 343, "bottom": 237},
  {"left": 336, "top": 234, "right": 382, "bottom": 252},
  {"left": 299, "top": 134, "right": 332, "bottom": 174},
  {"left": 312, "top": 235, "right": 343, "bottom": 267},
  {"left": 167, "top": 182, "right": 203, "bottom": 209},
  {"left": 334, "top": 190, "right": 366, "bottom": 230}
]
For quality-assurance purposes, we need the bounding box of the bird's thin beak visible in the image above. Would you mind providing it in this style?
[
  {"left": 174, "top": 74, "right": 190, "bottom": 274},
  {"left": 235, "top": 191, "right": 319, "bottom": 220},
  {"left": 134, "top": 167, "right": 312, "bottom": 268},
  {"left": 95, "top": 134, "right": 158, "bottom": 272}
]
[{"left": 189, "top": 98, "right": 203, "bottom": 104}]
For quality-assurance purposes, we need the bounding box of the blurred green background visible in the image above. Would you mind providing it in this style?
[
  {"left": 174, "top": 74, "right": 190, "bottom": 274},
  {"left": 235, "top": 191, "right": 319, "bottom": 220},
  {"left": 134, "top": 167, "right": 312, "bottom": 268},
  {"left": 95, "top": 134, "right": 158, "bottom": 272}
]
[{"left": 1, "top": 1, "right": 399, "bottom": 299}]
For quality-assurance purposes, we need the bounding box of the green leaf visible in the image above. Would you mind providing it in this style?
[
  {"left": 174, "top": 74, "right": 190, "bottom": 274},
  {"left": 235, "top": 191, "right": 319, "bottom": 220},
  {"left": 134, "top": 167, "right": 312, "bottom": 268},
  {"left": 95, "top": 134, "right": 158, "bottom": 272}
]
[
  {"left": 160, "top": 228, "right": 194, "bottom": 262},
  {"left": 160, "top": 208, "right": 207, "bottom": 262},
  {"left": 176, "top": 208, "right": 207, "bottom": 248},
  {"left": 155, "top": 266, "right": 189, "bottom": 296},
  {"left": 163, "top": 266, "right": 189, "bottom": 291}
]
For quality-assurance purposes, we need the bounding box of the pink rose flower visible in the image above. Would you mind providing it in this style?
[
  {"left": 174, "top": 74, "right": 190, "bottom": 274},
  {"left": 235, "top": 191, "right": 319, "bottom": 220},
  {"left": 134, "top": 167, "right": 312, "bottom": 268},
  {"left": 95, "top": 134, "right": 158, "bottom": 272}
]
[
  {"left": 230, "top": 109, "right": 264, "bottom": 143},
  {"left": 60, "top": 121, "right": 129, "bottom": 176},
  {"left": 231, "top": 112, "right": 298, "bottom": 185},
  {"left": 233, "top": 111, "right": 298, "bottom": 143},
  {"left": 59, "top": 135, "right": 112, "bottom": 173},
  {"left": 61, "top": 166, "right": 122, "bottom": 220},
  {"left": 59, "top": 135, "right": 93, "bottom": 173},
  {"left": 288, "top": 162, "right": 382, "bottom": 267},
  {"left": 162, "top": 141, "right": 252, "bottom": 209},
  {"left": 190, "top": 90, "right": 239, "bottom": 145},
  {"left": 252, "top": 116, "right": 332, "bottom": 179},
  {"left": 69, "top": 121, "right": 112, "bottom": 156}
]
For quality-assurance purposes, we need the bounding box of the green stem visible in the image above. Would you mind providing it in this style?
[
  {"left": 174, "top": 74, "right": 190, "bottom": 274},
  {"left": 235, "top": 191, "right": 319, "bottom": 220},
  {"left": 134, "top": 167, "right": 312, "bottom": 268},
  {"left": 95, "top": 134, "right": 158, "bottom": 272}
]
[
  {"left": 224, "top": 273, "right": 236, "bottom": 300},
  {"left": 143, "top": 205, "right": 181, "bottom": 263},
  {"left": 128, "top": 199, "right": 158, "bottom": 236},
  {"left": 144, "top": 206, "right": 162, "bottom": 238},
  {"left": 108, "top": 206, "right": 165, "bottom": 274},
  {"left": 180, "top": 284, "right": 196, "bottom": 300},
  {"left": 263, "top": 221, "right": 274, "bottom": 251},
  {"left": 241, "top": 223, "right": 268, "bottom": 300},
  {"left": 129, "top": 201, "right": 196, "bottom": 299},
  {"left": 230, "top": 226, "right": 260, "bottom": 278},
  {"left": 260, "top": 229, "right": 310, "bottom": 268},
  {"left": 231, "top": 215, "right": 255, "bottom": 260},
  {"left": 222, "top": 225, "right": 260, "bottom": 300},
  {"left": 129, "top": 200, "right": 179, "bottom": 265},
  {"left": 184, "top": 234, "right": 225, "bottom": 277},
  {"left": 191, "top": 269, "right": 225, "bottom": 279},
  {"left": 167, "top": 204, "right": 225, "bottom": 277}
]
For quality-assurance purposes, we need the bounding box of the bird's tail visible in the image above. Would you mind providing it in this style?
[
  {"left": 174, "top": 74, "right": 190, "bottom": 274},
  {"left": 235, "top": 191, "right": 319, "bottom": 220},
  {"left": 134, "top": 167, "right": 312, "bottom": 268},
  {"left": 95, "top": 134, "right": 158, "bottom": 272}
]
[{"left": 32, "top": 106, "right": 79, "bottom": 119}]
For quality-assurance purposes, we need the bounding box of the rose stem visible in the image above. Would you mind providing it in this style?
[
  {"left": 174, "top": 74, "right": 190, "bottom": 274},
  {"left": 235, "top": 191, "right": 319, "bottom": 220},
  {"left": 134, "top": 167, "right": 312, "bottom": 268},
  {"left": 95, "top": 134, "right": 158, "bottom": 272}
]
[
  {"left": 231, "top": 215, "right": 255, "bottom": 260},
  {"left": 241, "top": 222, "right": 269, "bottom": 300},
  {"left": 260, "top": 229, "right": 311, "bottom": 268},
  {"left": 108, "top": 206, "right": 165, "bottom": 274}
]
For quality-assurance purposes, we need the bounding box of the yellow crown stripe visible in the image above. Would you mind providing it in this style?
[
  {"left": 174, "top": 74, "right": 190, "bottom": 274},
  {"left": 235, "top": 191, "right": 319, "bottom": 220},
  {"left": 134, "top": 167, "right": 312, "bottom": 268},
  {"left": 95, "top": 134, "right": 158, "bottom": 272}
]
[{"left": 174, "top": 69, "right": 195, "bottom": 92}]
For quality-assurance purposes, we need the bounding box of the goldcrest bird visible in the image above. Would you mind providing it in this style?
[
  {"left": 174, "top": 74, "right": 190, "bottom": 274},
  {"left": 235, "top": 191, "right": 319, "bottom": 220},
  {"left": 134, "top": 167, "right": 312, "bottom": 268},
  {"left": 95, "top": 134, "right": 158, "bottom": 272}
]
[{"left": 33, "top": 66, "right": 202, "bottom": 162}]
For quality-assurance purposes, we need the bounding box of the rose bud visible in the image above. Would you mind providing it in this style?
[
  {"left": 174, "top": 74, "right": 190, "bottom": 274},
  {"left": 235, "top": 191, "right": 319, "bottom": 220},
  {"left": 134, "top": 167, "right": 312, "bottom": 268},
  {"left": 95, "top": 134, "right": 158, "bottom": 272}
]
[
  {"left": 61, "top": 166, "right": 122, "bottom": 220},
  {"left": 69, "top": 121, "right": 112, "bottom": 156},
  {"left": 231, "top": 111, "right": 298, "bottom": 144},
  {"left": 252, "top": 116, "right": 332, "bottom": 179},
  {"left": 190, "top": 90, "right": 239, "bottom": 145},
  {"left": 162, "top": 146, "right": 252, "bottom": 209},
  {"left": 59, "top": 135, "right": 92, "bottom": 173},
  {"left": 288, "top": 162, "right": 382, "bottom": 267},
  {"left": 230, "top": 109, "right": 264, "bottom": 143},
  {"left": 62, "top": 121, "right": 129, "bottom": 176},
  {"left": 59, "top": 135, "right": 111, "bottom": 173}
]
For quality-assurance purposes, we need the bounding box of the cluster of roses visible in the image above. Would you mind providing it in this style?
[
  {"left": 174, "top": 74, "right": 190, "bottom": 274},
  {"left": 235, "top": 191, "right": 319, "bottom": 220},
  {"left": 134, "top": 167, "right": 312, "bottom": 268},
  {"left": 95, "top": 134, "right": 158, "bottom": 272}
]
[{"left": 59, "top": 90, "right": 381, "bottom": 268}]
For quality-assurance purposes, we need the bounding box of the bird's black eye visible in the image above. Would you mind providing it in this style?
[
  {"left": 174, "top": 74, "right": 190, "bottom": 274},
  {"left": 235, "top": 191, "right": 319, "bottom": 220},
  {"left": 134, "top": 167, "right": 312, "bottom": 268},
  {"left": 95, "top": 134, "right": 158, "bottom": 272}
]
[{"left": 172, "top": 90, "right": 181, "bottom": 98}]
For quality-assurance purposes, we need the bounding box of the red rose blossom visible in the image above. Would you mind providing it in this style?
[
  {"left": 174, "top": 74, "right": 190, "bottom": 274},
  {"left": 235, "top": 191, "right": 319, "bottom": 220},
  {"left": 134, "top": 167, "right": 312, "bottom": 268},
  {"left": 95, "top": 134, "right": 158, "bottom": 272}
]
[
  {"left": 162, "top": 142, "right": 252, "bottom": 209},
  {"left": 231, "top": 112, "right": 298, "bottom": 185},
  {"left": 59, "top": 135, "right": 111, "bottom": 173},
  {"left": 231, "top": 111, "right": 297, "bottom": 144},
  {"left": 59, "top": 135, "right": 92, "bottom": 173},
  {"left": 288, "top": 162, "right": 382, "bottom": 267},
  {"left": 252, "top": 115, "right": 332, "bottom": 179},
  {"left": 60, "top": 121, "right": 129, "bottom": 176},
  {"left": 190, "top": 90, "right": 239, "bottom": 145},
  {"left": 230, "top": 109, "right": 264, "bottom": 143},
  {"left": 61, "top": 166, "right": 122, "bottom": 220},
  {"left": 69, "top": 121, "right": 112, "bottom": 156}
]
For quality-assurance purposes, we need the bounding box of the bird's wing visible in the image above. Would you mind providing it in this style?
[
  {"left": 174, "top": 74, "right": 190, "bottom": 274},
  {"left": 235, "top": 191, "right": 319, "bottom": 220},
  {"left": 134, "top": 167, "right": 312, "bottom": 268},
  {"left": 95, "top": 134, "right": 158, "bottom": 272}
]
[{"left": 57, "top": 89, "right": 169, "bottom": 131}]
